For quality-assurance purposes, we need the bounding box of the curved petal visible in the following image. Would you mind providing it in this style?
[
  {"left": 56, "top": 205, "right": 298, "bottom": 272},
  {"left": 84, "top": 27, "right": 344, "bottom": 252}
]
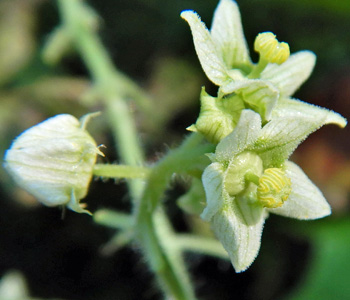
[
  {"left": 222, "top": 79, "right": 279, "bottom": 121},
  {"left": 210, "top": 0, "right": 252, "bottom": 69},
  {"left": 216, "top": 109, "right": 262, "bottom": 162},
  {"left": 272, "top": 97, "right": 347, "bottom": 128},
  {"left": 181, "top": 10, "right": 229, "bottom": 85},
  {"left": 269, "top": 161, "right": 331, "bottom": 220},
  {"left": 261, "top": 51, "right": 316, "bottom": 96},
  {"left": 251, "top": 100, "right": 347, "bottom": 167},
  {"left": 211, "top": 201, "right": 265, "bottom": 272},
  {"left": 201, "top": 162, "right": 226, "bottom": 221}
]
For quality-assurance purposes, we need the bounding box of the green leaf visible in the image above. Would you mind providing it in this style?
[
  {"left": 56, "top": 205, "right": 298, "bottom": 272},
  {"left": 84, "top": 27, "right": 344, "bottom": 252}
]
[
  {"left": 210, "top": 0, "right": 252, "bottom": 70},
  {"left": 269, "top": 161, "right": 331, "bottom": 220}
]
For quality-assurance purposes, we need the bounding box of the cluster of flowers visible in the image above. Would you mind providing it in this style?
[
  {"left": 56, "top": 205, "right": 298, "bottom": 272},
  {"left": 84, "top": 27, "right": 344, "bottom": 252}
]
[
  {"left": 181, "top": 0, "right": 346, "bottom": 271},
  {"left": 3, "top": 0, "right": 347, "bottom": 273}
]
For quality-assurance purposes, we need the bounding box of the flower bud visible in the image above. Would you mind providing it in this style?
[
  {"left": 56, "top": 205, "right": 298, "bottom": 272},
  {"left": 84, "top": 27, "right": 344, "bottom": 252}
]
[
  {"left": 4, "top": 114, "right": 102, "bottom": 215},
  {"left": 254, "top": 32, "right": 290, "bottom": 65},
  {"left": 257, "top": 168, "right": 291, "bottom": 208},
  {"left": 187, "top": 88, "right": 245, "bottom": 144}
]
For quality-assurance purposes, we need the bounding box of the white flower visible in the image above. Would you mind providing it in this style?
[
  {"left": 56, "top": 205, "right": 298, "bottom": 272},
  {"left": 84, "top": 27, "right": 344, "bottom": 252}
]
[
  {"left": 201, "top": 109, "right": 346, "bottom": 272},
  {"left": 181, "top": 0, "right": 318, "bottom": 128}
]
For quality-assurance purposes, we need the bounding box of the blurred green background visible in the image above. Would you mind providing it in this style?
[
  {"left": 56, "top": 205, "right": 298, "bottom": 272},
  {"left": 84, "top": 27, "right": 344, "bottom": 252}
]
[{"left": 0, "top": 0, "right": 349, "bottom": 299}]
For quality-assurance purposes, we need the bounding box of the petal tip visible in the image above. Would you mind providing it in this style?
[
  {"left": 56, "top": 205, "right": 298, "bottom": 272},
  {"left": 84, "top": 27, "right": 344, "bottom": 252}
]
[{"left": 180, "top": 10, "right": 196, "bottom": 20}]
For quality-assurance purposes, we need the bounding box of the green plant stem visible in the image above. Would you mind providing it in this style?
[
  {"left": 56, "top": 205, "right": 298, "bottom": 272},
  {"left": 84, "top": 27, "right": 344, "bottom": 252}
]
[
  {"left": 99, "top": 230, "right": 135, "bottom": 255},
  {"left": 58, "top": 0, "right": 144, "bottom": 200},
  {"left": 134, "top": 133, "right": 213, "bottom": 300},
  {"left": 57, "top": 1, "right": 200, "bottom": 299},
  {"left": 140, "top": 133, "right": 214, "bottom": 211},
  {"left": 93, "top": 164, "right": 150, "bottom": 179},
  {"left": 93, "top": 209, "right": 134, "bottom": 229},
  {"left": 175, "top": 234, "right": 229, "bottom": 260}
]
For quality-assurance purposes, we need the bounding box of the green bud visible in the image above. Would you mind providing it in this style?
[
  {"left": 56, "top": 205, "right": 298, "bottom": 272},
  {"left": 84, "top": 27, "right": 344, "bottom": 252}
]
[
  {"left": 188, "top": 88, "right": 245, "bottom": 144},
  {"left": 4, "top": 113, "right": 103, "bottom": 215}
]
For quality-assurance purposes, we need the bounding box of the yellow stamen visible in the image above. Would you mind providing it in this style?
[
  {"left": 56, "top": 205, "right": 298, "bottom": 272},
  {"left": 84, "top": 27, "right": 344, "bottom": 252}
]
[
  {"left": 254, "top": 32, "right": 290, "bottom": 65},
  {"left": 257, "top": 168, "right": 291, "bottom": 208}
]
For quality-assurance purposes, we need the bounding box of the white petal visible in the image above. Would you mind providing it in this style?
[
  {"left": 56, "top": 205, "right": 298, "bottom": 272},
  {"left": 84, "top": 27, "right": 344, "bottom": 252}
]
[
  {"left": 4, "top": 114, "right": 97, "bottom": 213},
  {"left": 181, "top": 10, "right": 229, "bottom": 85},
  {"left": 210, "top": 0, "right": 252, "bottom": 69},
  {"left": 269, "top": 161, "right": 331, "bottom": 219},
  {"left": 252, "top": 101, "right": 346, "bottom": 167},
  {"left": 216, "top": 109, "right": 261, "bottom": 162},
  {"left": 221, "top": 79, "right": 279, "bottom": 120},
  {"left": 211, "top": 201, "right": 266, "bottom": 272},
  {"left": 272, "top": 97, "right": 347, "bottom": 128},
  {"left": 261, "top": 51, "right": 316, "bottom": 96},
  {"left": 201, "top": 162, "right": 226, "bottom": 221}
]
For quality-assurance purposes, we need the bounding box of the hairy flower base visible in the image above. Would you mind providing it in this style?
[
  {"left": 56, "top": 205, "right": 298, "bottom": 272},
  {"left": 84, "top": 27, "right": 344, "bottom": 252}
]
[{"left": 225, "top": 151, "right": 263, "bottom": 196}]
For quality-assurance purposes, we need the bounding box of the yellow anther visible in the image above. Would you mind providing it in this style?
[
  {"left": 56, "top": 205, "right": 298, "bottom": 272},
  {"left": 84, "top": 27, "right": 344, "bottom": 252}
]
[
  {"left": 254, "top": 32, "right": 290, "bottom": 65},
  {"left": 257, "top": 168, "right": 292, "bottom": 208}
]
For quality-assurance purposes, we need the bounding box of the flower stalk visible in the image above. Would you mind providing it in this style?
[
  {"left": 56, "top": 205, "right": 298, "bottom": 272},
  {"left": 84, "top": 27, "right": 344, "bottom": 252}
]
[{"left": 56, "top": 0, "right": 198, "bottom": 298}]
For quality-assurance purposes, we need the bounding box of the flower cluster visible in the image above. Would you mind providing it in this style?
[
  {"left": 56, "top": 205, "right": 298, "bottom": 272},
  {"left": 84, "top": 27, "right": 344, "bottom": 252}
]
[{"left": 182, "top": 0, "right": 347, "bottom": 271}]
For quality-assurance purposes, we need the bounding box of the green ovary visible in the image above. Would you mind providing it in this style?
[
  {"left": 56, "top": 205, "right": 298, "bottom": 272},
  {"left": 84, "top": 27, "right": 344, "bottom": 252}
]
[{"left": 224, "top": 152, "right": 263, "bottom": 196}]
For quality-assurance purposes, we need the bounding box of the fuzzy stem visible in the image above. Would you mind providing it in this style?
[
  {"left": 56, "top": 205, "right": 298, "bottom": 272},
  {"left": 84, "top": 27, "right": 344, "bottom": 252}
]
[
  {"left": 134, "top": 133, "right": 212, "bottom": 300},
  {"left": 56, "top": 1, "right": 199, "bottom": 299},
  {"left": 93, "top": 164, "right": 150, "bottom": 179},
  {"left": 174, "top": 234, "right": 229, "bottom": 260},
  {"left": 93, "top": 209, "right": 134, "bottom": 229},
  {"left": 139, "top": 133, "right": 214, "bottom": 212}
]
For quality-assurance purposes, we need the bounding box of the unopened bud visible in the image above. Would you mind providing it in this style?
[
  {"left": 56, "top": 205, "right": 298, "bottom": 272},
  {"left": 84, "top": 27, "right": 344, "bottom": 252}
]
[{"left": 4, "top": 114, "right": 103, "bottom": 215}]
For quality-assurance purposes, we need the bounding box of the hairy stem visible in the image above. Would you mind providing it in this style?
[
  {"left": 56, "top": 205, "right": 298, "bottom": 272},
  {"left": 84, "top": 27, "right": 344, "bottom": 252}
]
[
  {"left": 175, "top": 234, "right": 229, "bottom": 260},
  {"left": 93, "top": 164, "right": 150, "bottom": 179},
  {"left": 56, "top": 1, "right": 199, "bottom": 298}
]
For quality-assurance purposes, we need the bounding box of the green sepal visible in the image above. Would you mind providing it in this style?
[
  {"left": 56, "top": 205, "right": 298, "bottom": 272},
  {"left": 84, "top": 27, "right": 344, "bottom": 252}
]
[
  {"left": 177, "top": 178, "right": 206, "bottom": 215},
  {"left": 188, "top": 87, "right": 244, "bottom": 144}
]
